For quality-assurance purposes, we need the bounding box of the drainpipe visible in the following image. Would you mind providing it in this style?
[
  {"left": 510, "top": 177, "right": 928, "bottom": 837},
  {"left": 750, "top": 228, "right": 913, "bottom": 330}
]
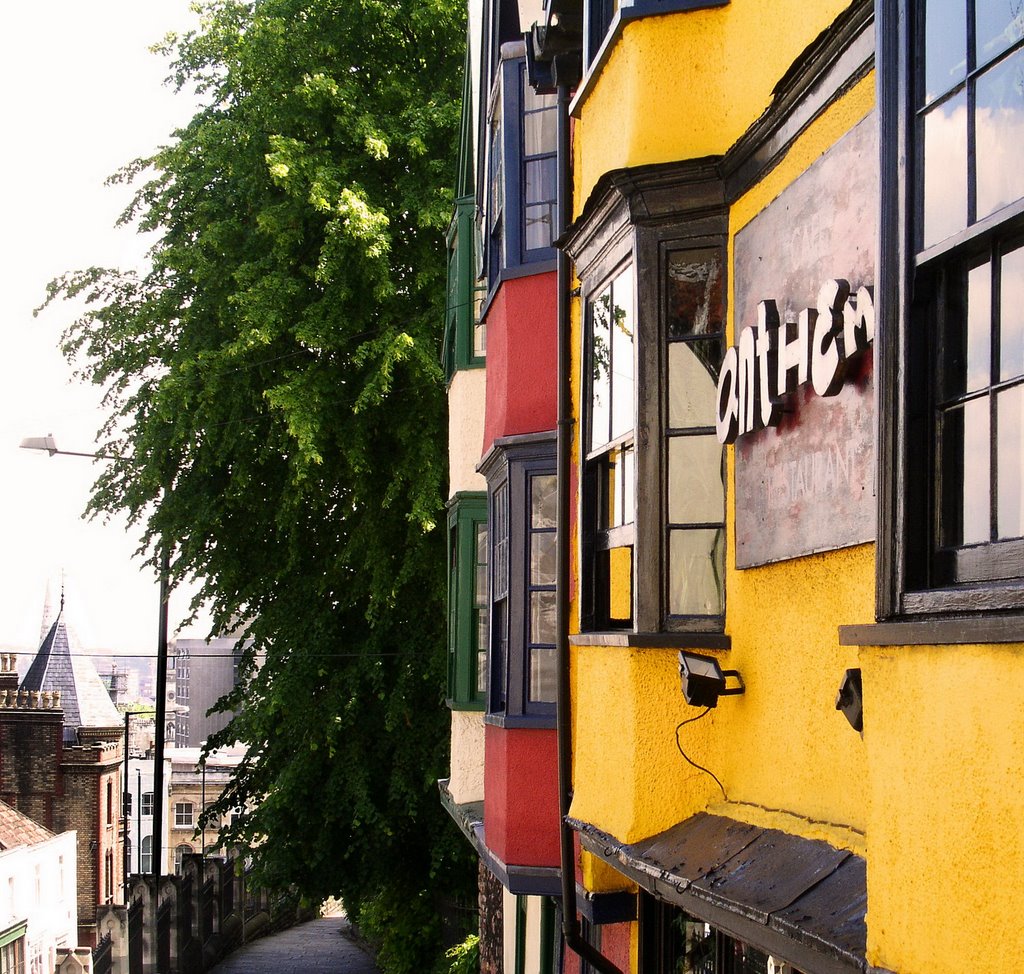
[{"left": 554, "top": 71, "right": 623, "bottom": 974}]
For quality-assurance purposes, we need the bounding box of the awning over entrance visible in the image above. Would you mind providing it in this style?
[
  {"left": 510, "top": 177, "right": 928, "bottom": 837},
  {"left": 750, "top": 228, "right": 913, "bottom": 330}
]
[{"left": 571, "top": 812, "right": 867, "bottom": 974}]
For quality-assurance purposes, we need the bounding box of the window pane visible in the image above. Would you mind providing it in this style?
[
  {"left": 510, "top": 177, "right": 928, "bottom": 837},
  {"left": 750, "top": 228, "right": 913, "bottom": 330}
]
[
  {"left": 608, "top": 545, "right": 633, "bottom": 622},
  {"left": 669, "top": 340, "right": 721, "bottom": 427},
  {"left": 976, "top": 0, "right": 1024, "bottom": 67},
  {"left": 668, "top": 435, "right": 725, "bottom": 524},
  {"left": 924, "top": 0, "right": 967, "bottom": 103},
  {"left": 941, "top": 398, "right": 991, "bottom": 544},
  {"left": 590, "top": 286, "right": 612, "bottom": 451},
  {"left": 600, "top": 444, "right": 635, "bottom": 529},
  {"left": 966, "top": 260, "right": 992, "bottom": 394},
  {"left": 1001, "top": 243, "right": 1024, "bottom": 380},
  {"left": 976, "top": 48, "right": 1024, "bottom": 222},
  {"left": 525, "top": 157, "right": 556, "bottom": 205},
  {"left": 475, "top": 523, "right": 488, "bottom": 600},
  {"left": 524, "top": 107, "right": 555, "bottom": 156},
  {"left": 531, "top": 531, "right": 556, "bottom": 585},
  {"left": 525, "top": 203, "right": 554, "bottom": 250},
  {"left": 476, "top": 619, "right": 488, "bottom": 694},
  {"left": 922, "top": 91, "right": 968, "bottom": 248},
  {"left": 668, "top": 528, "right": 725, "bottom": 615},
  {"left": 610, "top": 269, "right": 635, "bottom": 441},
  {"left": 523, "top": 83, "right": 557, "bottom": 112},
  {"left": 667, "top": 250, "right": 723, "bottom": 338},
  {"left": 532, "top": 474, "right": 557, "bottom": 528},
  {"left": 997, "top": 384, "right": 1024, "bottom": 537},
  {"left": 529, "top": 647, "right": 556, "bottom": 702},
  {"left": 530, "top": 590, "right": 556, "bottom": 645}
]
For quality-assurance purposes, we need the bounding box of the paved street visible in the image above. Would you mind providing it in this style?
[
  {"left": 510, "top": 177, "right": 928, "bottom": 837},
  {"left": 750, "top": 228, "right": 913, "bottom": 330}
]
[{"left": 209, "top": 917, "right": 380, "bottom": 973}]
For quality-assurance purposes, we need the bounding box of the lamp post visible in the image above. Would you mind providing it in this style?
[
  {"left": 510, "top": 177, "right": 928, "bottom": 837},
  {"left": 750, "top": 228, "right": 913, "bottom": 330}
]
[
  {"left": 200, "top": 741, "right": 207, "bottom": 862},
  {"left": 122, "top": 709, "right": 149, "bottom": 902},
  {"left": 20, "top": 434, "right": 173, "bottom": 886}
]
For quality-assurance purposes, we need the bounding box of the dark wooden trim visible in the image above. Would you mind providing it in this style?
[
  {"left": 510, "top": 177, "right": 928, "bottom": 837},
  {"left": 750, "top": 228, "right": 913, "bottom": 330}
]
[
  {"left": 874, "top": 0, "right": 904, "bottom": 620},
  {"left": 569, "top": 631, "right": 730, "bottom": 648},
  {"left": 839, "top": 614, "right": 1024, "bottom": 646},
  {"left": 576, "top": 884, "right": 638, "bottom": 925}
]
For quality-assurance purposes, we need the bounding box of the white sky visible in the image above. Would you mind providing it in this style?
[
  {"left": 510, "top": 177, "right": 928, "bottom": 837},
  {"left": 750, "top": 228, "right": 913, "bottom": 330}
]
[{"left": 0, "top": 1, "right": 211, "bottom": 658}]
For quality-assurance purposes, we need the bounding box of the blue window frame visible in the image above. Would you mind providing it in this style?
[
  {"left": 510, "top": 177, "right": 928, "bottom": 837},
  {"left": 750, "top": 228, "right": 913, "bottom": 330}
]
[{"left": 482, "top": 50, "right": 558, "bottom": 296}]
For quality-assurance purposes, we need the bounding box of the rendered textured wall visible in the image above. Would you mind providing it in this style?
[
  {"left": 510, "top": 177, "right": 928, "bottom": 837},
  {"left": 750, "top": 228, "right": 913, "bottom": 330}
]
[
  {"left": 571, "top": 0, "right": 854, "bottom": 208},
  {"left": 447, "top": 709, "right": 485, "bottom": 805},
  {"left": 481, "top": 272, "right": 558, "bottom": 453},
  {"left": 448, "top": 368, "right": 488, "bottom": 496},
  {"left": 860, "top": 645, "right": 1024, "bottom": 974},
  {"left": 484, "top": 724, "right": 560, "bottom": 867},
  {"left": 569, "top": 71, "right": 877, "bottom": 854}
]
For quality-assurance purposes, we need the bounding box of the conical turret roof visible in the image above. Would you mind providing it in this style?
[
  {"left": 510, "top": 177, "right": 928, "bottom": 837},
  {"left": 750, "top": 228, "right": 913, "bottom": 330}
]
[{"left": 20, "top": 600, "right": 122, "bottom": 734}]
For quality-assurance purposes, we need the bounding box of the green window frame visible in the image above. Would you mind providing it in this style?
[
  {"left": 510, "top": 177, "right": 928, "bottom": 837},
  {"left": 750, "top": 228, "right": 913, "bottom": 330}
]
[
  {"left": 447, "top": 492, "right": 489, "bottom": 708},
  {"left": 443, "top": 43, "right": 486, "bottom": 381}
]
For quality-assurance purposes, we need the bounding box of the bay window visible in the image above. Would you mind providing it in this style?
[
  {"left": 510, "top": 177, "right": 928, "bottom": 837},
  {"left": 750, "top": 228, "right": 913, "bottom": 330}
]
[
  {"left": 447, "top": 493, "right": 489, "bottom": 708},
  {"left": 480, "top": 433, "right": 558, "bottom": 725},
  {"left": 481, "top": 46, "right": 558, "bottom": 298},
  {"left": 878, "top": 0, "right": 1024, "bottom": 619},
  {"left": 569, "top": 164, "right": 727, "bottom": 635}
]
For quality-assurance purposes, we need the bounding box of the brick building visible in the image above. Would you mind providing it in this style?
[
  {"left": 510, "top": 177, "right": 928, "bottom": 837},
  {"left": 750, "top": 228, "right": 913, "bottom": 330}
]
[{"left": 0, "top": 602, "right": 125, "bottom": 947}]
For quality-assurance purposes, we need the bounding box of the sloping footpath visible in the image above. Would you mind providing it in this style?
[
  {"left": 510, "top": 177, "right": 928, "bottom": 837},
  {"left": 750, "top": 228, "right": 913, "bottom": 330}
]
[{"left": 208, "top": 915, "right": 380, "bottom": 974}]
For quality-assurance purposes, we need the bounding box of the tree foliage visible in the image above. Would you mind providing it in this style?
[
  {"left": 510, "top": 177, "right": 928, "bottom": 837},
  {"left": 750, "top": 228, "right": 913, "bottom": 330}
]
[{"left": 41, "top": 0, "right": 473, "bottom": 967}]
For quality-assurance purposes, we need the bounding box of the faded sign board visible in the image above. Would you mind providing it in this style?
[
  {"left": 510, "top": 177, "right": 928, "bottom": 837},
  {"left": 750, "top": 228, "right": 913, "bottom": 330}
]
[{"left": 732, "top": 113, "right": 877, "bottom": 568}]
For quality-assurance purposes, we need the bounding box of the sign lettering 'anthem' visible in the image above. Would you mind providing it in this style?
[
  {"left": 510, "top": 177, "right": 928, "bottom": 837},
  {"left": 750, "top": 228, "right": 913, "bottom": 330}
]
[{"left": 715, "top": 279, "right": 874, "bottom": 444}]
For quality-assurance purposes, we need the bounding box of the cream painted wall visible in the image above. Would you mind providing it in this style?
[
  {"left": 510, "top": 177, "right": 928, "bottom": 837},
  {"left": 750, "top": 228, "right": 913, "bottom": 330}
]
[
  {"left": 0, "top": 830, "right": 78, "bottom": 970},
  {"left": 447, "top": 709, "right": 486, "bottom": 804},
  {"left": 448, "top": 368, "right": 488, "bottom": 497}
]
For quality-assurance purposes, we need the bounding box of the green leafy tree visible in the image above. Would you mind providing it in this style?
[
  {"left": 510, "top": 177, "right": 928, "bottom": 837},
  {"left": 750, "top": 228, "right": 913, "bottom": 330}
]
[{"left": 41, "top": 0, "right": 473, "bottom": 968}]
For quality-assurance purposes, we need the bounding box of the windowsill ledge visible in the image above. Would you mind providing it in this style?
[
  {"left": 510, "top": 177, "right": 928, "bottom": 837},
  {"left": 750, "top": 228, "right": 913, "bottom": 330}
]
[
  {"left": 570, "top": 631, "right": 731, "bottom": 649},
  {"left": 839, "top": 614, "right": 1024, "bottom": 647}
]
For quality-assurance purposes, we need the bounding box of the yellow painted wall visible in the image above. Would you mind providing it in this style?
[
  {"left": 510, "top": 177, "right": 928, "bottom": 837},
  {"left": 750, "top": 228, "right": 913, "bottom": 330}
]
[
  {"left": 570, "top": 70, "right": 877, "bottom": 851},
  {"left": 566, "top": 4, "right": 1024, "bottom": 972},
  {"left": 860, "top": 643, "right": 1024, "bottom": 974},
  {"left": 572, "top": 0, "right": 854, "bottom": 209}
]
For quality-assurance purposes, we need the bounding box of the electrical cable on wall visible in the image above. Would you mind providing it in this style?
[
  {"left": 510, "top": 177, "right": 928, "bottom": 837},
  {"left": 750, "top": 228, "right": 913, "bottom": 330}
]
[{"left": 674, "top": 707, "right": 728, "bottom": 801}]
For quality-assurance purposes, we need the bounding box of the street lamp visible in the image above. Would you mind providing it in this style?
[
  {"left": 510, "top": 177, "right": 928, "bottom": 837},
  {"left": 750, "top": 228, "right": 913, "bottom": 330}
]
[{"left": 20, "top": 433, "right": 173, "bottom": 885}]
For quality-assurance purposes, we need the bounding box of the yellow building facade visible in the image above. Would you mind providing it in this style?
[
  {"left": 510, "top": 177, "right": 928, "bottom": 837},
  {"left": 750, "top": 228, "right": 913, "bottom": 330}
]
[{"left": 521, "top": 0, "right": 1024, "bottom": 971}]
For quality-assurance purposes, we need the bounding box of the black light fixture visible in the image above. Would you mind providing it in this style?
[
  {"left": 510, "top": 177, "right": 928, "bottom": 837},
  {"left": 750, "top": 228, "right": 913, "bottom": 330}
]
[
  {"left": 835, "top": 668, "right": 863, "bottom": 732},
  {"left": 678, "top": 651, "right": 745, "bottom": 708}
]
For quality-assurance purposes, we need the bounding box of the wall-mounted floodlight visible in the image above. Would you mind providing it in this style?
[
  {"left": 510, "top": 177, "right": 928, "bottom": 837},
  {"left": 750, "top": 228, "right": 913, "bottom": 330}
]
[
  {"left": 835, "top": 668, "right": 863, "bottom": 732},
  {"left": 678, "top": 651, "right": 745, "bottom": 708}
]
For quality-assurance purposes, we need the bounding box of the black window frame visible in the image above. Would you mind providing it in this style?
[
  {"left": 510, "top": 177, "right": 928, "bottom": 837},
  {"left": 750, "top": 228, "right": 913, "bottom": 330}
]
[
  {"left": 480, "top": 431, "right": 558, "bottom": 728},
  {"left": 566, "top": 163, "right": 728, "bottom": 636},
  {"left": 877, "top": 0, "right": 1024, "bottom": 625}
]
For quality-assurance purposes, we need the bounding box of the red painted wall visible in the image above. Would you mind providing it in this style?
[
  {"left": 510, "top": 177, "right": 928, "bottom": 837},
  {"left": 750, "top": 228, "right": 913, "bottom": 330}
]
[
  {"left": 481, "top": 271, "right": 558, "bottom": 454},
  {"left": 562, "top": 922, "right": 632, "bottom": 974},
  {"left": 483, "top": 723, "right": 560, "bottom": 867}
]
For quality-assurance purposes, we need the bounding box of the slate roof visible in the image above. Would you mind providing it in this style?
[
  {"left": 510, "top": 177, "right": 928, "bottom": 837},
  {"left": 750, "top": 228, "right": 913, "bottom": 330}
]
[
  {"left": 20, "top": 608, "right": 123, "bottom": 733},
  {"left": 0, "top": 798, "right": 53, "bottom": 849}
]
